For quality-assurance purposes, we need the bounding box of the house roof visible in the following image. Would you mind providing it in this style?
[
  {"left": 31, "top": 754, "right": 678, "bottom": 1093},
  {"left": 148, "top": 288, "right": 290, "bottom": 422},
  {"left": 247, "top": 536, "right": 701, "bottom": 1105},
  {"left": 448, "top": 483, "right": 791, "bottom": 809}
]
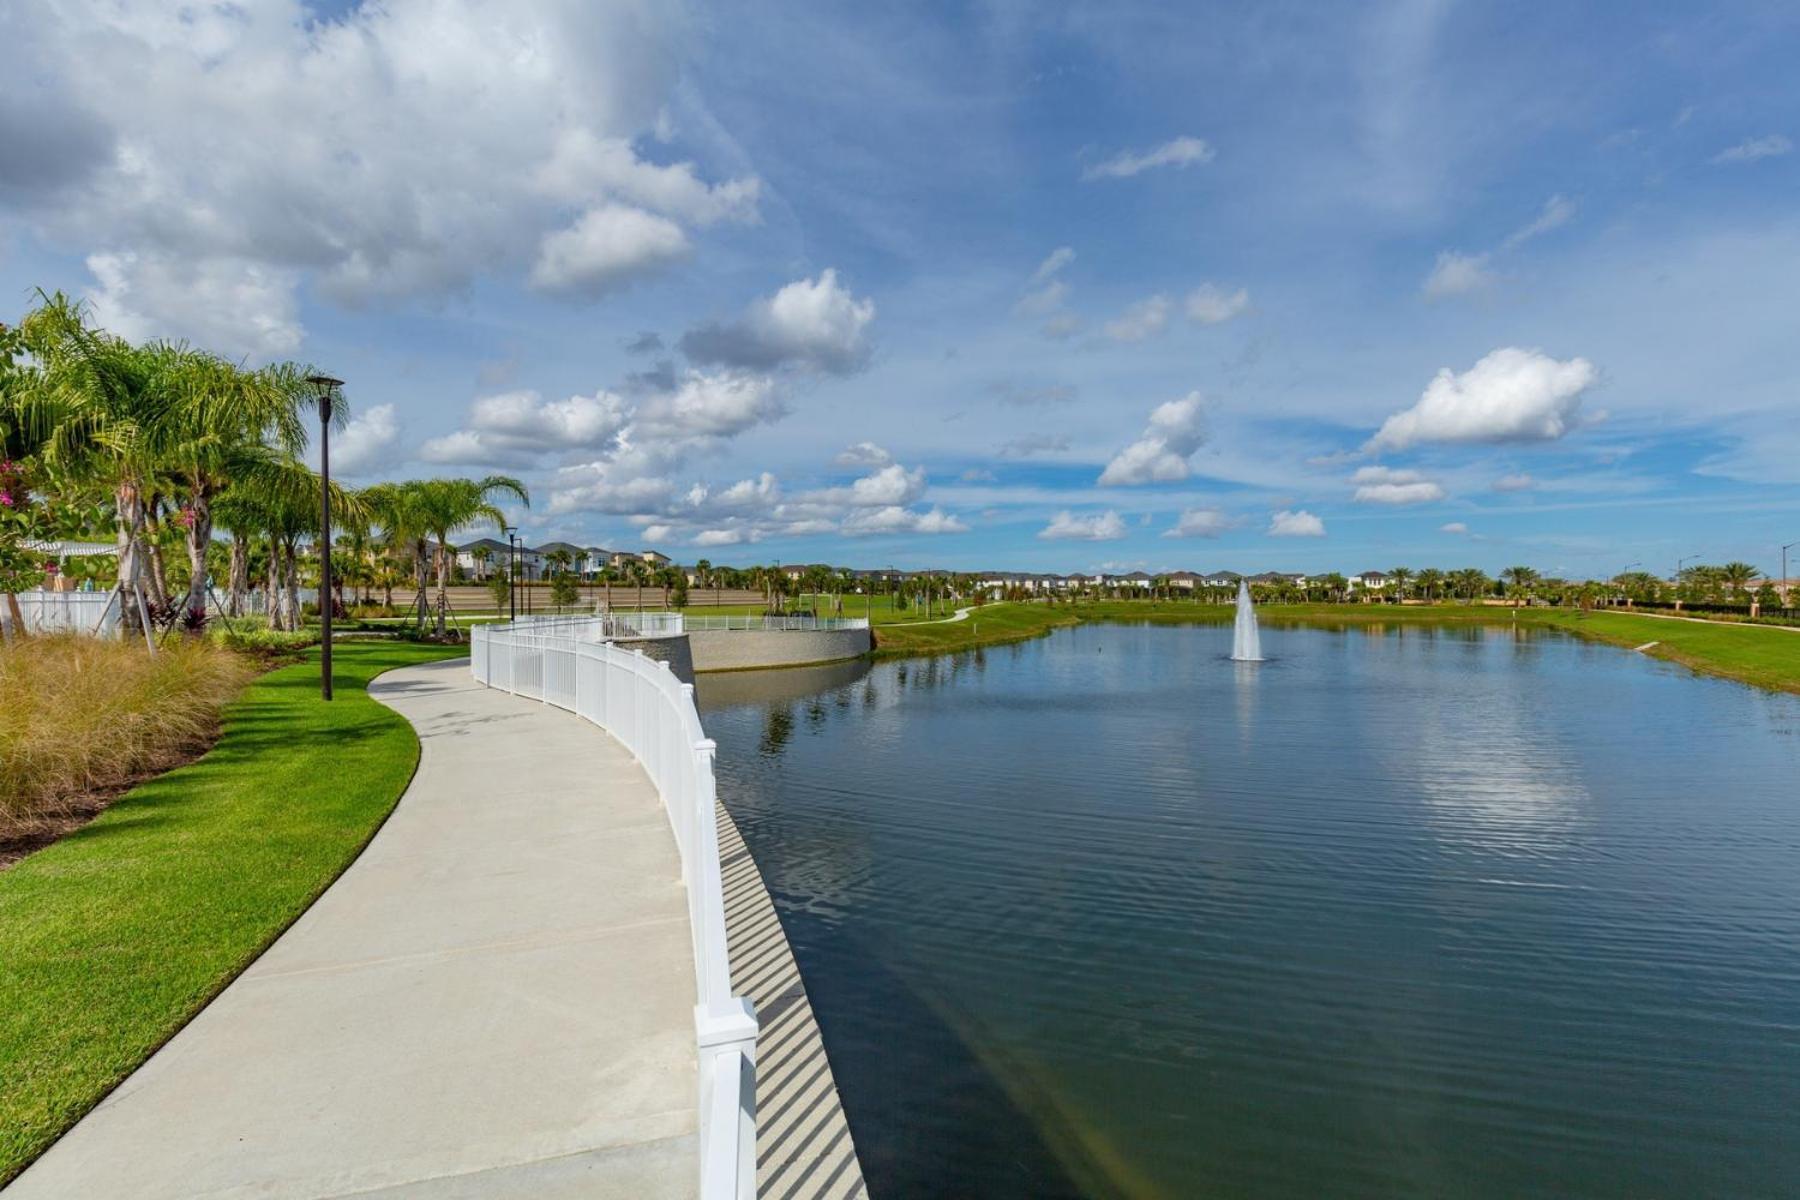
[{"left": 456, "top": 537, "right": 511, "bottom": 554}]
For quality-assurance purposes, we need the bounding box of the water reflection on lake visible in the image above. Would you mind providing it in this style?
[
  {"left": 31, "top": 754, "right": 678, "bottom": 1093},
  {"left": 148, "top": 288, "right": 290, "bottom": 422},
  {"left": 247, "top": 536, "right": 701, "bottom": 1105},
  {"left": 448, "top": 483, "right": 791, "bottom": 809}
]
[{"left": 697, "top": 622, "right": 1800, "bottom": 1199}]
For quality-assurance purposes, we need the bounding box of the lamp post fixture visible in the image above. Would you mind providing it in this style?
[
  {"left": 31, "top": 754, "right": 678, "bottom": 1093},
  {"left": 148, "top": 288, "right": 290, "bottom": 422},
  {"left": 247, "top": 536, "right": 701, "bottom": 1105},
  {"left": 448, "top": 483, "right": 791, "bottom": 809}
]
[
  {"left": 305, "top": 374, "right": 343, "bottom": 701},
  {"left": 504, "top": 527, "right": 518, "bottom": 624}
]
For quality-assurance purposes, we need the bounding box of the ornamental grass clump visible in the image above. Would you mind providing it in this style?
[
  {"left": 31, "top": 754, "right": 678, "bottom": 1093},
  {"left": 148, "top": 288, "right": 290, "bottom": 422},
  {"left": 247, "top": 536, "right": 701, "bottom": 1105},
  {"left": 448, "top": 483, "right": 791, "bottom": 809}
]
[{"left": 0, "top": 635, "right": 255, "bottom": 839}]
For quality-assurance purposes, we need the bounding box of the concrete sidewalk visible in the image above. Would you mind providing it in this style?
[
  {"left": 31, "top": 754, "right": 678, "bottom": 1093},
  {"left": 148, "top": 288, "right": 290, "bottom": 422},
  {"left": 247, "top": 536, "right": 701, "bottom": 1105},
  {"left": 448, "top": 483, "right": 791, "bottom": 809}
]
[{"left": 7, "top": 658, "right": 700, "bottom": 1199}]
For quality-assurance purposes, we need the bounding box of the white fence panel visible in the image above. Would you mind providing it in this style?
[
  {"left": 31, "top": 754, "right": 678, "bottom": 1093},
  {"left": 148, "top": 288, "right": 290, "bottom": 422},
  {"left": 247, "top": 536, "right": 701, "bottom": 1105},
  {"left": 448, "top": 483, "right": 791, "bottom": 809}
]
[
  {"left": 2, "top": 590, "right": 119, "bottom": 636},
  {"left": 470, "top": 622, "right": 758, "bottom": 1200}
]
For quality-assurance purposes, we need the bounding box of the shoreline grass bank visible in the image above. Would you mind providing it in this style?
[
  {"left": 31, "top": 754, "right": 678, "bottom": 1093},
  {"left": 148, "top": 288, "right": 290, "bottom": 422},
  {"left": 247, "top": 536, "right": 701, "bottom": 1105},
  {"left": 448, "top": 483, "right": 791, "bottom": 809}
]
[
  {"left": 0, "top": 640, "right": 467, "bottom": 1186},
  {"left": 871, "top": 601, "right": 1800, "bottom": 696}
]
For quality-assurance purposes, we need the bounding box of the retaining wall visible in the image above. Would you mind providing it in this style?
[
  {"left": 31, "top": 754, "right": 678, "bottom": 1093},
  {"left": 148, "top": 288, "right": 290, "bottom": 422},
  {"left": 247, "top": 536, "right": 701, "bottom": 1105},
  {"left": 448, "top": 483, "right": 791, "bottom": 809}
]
[
  {"left": 687, "top": 626, "right": 872, "bottom": 672},
  {"left": 614, "top": 634, "right": 695, "bottom": 683}
]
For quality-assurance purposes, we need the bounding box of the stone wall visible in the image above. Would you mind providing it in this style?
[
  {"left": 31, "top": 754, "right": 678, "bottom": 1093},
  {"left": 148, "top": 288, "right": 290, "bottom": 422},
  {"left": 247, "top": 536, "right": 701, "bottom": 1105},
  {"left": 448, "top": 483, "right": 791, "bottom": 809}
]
[
  {"left": 686, "top": 627, "right": 872, "bottom": 673},
  {"left": 614, "top": 634, "right": 695, "bottom": 683}
]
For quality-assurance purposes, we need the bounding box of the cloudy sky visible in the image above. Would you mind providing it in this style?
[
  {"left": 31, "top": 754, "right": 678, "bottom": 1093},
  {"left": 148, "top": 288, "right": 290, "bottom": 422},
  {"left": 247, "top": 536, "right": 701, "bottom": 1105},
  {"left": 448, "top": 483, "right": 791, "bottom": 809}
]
[{"left": 3, "top": 1, "right": 1796, "bottom": 575}]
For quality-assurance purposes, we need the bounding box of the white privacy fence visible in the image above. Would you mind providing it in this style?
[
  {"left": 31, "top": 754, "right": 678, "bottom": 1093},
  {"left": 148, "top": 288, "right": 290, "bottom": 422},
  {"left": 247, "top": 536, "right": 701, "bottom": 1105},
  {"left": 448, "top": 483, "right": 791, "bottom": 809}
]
[
  {"left": 470, "top": 621, "right": 759, "bottom": 1200},
  {"left": 1, "top": 590, "right": 119, "bottom": 635},
  {"left": 0, "top": 588, "right": 320, "bottom": 638}
]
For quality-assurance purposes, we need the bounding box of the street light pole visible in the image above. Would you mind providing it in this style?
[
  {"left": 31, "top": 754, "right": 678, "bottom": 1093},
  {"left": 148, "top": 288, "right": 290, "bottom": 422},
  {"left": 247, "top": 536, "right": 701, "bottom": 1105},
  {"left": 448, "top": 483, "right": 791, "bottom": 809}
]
[
  {"left": 306, "top": 374, "right": 343, "bottom": 701},
  {"left": 504, "top": 527, "right": 518, "bottom": 624}
]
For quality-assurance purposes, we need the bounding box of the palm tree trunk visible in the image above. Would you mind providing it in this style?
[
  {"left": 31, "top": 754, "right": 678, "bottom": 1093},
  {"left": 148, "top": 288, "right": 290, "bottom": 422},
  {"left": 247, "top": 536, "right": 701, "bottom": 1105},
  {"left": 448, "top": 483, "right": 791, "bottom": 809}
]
[
  {"left": 4, "top": 590, "right": 27, "bottom": 641},
  {"left": 227, "top": 533, "right": 248, "bottom": 617},
  {"left": 115, "top": 483, "right": 148, "bottom": 635},
  {"left": 145, "top": 531, "right": 171, "bottom": 611},
  {"left": 264, "top": 534, "right": 281, "bottom": 627},
  {"left": 284, "top": 539, "right": 300, "bottom": 630},
  {"left": 434, "top": 541, "right": 450, "bottom": 635},
  {"left": 183, "top": 492, "right": 214, "bottom": 618}
]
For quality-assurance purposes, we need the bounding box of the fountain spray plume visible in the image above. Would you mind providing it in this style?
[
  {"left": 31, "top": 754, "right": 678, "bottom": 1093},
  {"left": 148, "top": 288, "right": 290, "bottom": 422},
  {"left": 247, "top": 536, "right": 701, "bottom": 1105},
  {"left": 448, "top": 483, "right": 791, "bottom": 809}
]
[{"left": 1231, "top": 579, "right": 1264, "bottom": 662}]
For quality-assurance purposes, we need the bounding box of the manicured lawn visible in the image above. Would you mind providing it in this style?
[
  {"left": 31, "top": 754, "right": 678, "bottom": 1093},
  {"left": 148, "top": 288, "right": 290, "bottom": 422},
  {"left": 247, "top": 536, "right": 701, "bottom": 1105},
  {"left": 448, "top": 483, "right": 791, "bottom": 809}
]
[
  {"left": 1534, "top": 608, "right": 1800, "bottom": 695},
  {"left": 871, "top": 602, "right": 1077, "bottom": 655},
  {"left": 0, "top": 640, "right": 467, "bottom": 1186}
]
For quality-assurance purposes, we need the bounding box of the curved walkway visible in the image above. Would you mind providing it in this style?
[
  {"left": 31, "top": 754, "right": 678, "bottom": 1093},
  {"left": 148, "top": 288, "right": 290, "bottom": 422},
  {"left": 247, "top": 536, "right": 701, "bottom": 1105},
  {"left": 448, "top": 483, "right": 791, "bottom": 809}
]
[{"left": 6, "top": 659, "right": 699, "bottom": 1198}]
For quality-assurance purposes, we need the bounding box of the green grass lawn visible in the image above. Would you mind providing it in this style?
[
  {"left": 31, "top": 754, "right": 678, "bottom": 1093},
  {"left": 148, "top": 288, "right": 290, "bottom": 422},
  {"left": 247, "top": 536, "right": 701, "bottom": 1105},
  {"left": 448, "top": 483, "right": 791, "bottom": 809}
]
[
  {"left": 1534, "top": 608, "right": 1800, "bottom": 695},
  {"left": 0, "top": 640, "right": 467, "bottom": 1186}
]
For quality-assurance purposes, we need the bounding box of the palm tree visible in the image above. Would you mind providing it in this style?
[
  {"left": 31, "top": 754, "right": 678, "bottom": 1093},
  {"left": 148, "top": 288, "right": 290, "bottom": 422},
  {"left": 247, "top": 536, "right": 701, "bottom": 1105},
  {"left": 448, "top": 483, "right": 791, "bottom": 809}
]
[
  {"left": 157, "top": 355, "right": 314, "bottom": 617},
  {"left": 363, "top": 477, "right": 525, "bottom": 633},
  {"left": 16, "top": 293, "right": 211, "bottom": 630},
  {"left": 1414, "top": 568, "right": 1444, "bottom": 603},
  {"left": 1387, "top": 566, "right": 1412, "bottom": 602},
  {"left": 1718, "top": 562, "right": 1759, "bottom": 596},
  {"left": 1501, "top": 564, "right": 1540, "bottom": 607},
  {"left": 413, "top": 476, "right": 528, "bottom": 634}
]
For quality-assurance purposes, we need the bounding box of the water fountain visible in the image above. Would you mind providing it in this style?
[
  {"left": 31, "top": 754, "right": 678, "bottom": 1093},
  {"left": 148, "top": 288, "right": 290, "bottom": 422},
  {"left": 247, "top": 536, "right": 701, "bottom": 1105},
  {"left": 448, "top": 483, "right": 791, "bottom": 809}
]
[{"left": 1231, "top": 579, "right": 1263, "bottom": 662}]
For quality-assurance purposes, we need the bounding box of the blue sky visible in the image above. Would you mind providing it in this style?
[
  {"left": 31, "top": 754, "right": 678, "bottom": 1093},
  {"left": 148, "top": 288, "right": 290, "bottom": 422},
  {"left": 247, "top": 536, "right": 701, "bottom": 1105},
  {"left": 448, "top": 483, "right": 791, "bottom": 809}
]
[{"left": 2, "top": 1, "right": 1796, "bottom": 576}]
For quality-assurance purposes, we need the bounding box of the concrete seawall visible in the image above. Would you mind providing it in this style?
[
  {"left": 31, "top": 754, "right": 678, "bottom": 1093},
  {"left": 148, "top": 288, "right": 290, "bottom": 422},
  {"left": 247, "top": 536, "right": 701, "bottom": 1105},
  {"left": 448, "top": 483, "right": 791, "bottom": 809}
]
[
  {"left": 616, "top": 634, "right": 696, "bottom": 682},
  {"left": 687, "top": 627, "right": 872, "bottom": 673}
]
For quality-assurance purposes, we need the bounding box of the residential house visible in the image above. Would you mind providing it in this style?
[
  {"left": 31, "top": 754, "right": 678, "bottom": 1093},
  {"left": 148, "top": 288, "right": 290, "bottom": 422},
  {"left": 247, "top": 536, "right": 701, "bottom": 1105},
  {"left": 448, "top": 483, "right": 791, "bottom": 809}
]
[{"left": 452, "top": 536, "right": 512, "bottom": 581}]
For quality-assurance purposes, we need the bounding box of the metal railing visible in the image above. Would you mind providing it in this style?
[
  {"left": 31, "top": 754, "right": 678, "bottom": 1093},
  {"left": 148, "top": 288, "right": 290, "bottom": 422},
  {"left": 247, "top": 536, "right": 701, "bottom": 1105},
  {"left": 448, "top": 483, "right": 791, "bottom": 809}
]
[
  {"left": 671, "top": 613, "right": 871, "bottom": 632},
  {"left": 470, "top": 621, "right": 758, "bottom": 1199}
]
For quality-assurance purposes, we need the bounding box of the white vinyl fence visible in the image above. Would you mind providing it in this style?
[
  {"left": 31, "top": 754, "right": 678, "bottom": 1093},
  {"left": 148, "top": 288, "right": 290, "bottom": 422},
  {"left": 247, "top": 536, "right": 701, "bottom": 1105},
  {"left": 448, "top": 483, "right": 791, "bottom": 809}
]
[
  {"left": 0, "top": 588, "right": 321, "bottom": 638},
  {"left": 470, "top": 620, "right": 758, "bottom": 1200},
  {"left": 1, "top": 590, "right": 120, "bottom": 636}
]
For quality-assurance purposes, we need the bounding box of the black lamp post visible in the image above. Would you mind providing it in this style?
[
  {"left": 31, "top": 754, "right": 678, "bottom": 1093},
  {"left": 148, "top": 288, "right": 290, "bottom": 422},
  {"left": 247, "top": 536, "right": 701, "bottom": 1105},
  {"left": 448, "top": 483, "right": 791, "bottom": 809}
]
[
  {"left": 504, "top": 526, "right": 518, "bottom": 624},
  {"left": 306, "top": 374, "right": 344, "bottom": 701}
]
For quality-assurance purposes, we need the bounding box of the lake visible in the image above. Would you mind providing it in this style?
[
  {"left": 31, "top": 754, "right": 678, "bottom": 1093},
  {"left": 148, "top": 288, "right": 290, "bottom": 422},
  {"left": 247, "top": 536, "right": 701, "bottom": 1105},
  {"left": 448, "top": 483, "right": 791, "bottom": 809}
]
[{"left": 697, "top": 621, "right": 1800, "bottom": 1199}]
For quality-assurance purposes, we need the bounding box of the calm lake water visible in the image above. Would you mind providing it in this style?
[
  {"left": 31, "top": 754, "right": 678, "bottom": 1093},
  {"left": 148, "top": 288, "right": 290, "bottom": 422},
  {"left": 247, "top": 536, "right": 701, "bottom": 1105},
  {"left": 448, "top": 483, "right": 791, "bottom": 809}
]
[{"left": 696, "top": 622, "right": 1800, "bottom": 1199}]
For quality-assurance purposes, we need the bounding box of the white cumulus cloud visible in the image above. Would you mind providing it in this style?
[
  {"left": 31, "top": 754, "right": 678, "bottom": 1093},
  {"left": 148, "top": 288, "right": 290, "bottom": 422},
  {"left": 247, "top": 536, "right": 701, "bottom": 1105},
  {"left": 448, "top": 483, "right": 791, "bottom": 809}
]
[
  {"left": 329, "top": 404, "right": 403, "bottom": 477},
  {"left": 680, "top": 269, "right": 875, "bottom": 374},
  {"left": 420, "top": 388, "right": 629, "bottom": 465},
  {"left": 1492, "top": 472, "right": 1535, "bottom": 492},
  {"left": 1082, "top": 136, "right": 1214, "bottom": 181},
  {"left": 5, "top": 1, "right": 757, "bottom": 348},
  {"left": 1040, "top": 510, "right": 1128, "bottom": 541},
  {"left": 833, "top": 441, "right": 892, "bottom": 467},
  {"left": 1269, "top": 509, "right": 1325, "bottom": 537},
  {"left": 635, "top": 370, "right": 785, "bottom": 441},
  {"left": 1164, "top": 507, "right": 1230, "bottom": 538},
  {"left": 1440, "top": 522, "right": 1470, "bottom": 535},
  {"left": 1351, "top": 465, "right": 1446, "bottom": 505},
  {"left": 1099, "top": 392, "right": 1208, "bottom": 485},
  {"left": 86, "top": 251, "right": 301, "bottom": 359},
  {"left": 841, "top": 506, "right": 967, "bottom": 536},
  {"left": 1366, "top": 348, "right": 1599, "bottom": 451},
  {"left": 529, "top": 205, "right": 690, "bottom": 297}
]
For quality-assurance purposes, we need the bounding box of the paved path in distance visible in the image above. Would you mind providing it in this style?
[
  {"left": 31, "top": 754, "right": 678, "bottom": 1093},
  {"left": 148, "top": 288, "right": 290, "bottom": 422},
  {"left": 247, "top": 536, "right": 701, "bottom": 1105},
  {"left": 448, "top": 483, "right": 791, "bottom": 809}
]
[{"left": 6, "top": 659, "right": 699, "bottom": 1199}]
